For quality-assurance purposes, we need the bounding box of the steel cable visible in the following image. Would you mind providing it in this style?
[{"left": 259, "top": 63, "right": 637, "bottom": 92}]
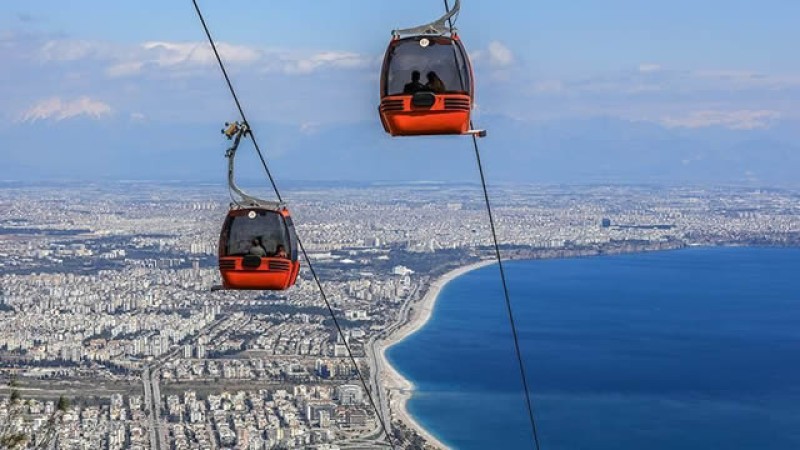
[
  {"left": 442, "top": 1, "right": 544, "bottom": 448},
  {"left": 470, "top": 132, "right": 543, "bottom": 450},
  {"left": 190, "top": 1, "right": 399, "bottom": 447}
]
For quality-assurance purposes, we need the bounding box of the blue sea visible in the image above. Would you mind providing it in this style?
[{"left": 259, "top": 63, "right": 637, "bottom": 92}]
[{"left": 388, "top": 247, "right": 800, "bottom": 449}]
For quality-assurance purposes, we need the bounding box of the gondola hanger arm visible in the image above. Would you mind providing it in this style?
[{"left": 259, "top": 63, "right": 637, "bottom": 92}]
[
  {"left": 392, "top": 0, "right": 460, "bottom": 37},
  {"left": 222, "top": 121, "right": 284, "bottom": 211}
]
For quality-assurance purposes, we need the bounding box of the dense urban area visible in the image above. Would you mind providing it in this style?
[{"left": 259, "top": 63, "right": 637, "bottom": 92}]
[{"left": 1, "top": 182, "right": 799, "bottom": 449}]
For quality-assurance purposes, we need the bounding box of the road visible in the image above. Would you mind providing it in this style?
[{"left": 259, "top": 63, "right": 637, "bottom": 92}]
[
  {"left": 140, "top": 316, "right": 227, "bottom": 450},
  {"left": 365, "top": 283, "right": 422, "bottom": 447},
  {"left": 141, "top": 366, "right": 160, "bottom": 450}
]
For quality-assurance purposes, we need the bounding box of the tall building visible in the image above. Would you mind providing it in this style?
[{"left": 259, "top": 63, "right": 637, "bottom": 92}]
[
  {"left": 335, "top": 385, "right": 363, "bottom": 405},
  {"left": 319, "top": 410, "right": 331, "bottom": 428}
]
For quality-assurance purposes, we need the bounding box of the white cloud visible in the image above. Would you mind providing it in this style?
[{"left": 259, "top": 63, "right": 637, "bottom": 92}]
[
  {"left": 142, "top": 41, "right": 260, "bottom": 66},
  {"left": 487, "top": 41, "right": 514, "bottom": 67},
  {"left": 660, "top": 109, "right": 781, "bottom": 130},
  {"left": 105, "top": 41, "right": 262, "bottom": 77},
  {"left": 27, "top": 36, "right": 384, "bottom": 81},
  {"left": 471, "top": 41, "right": 515, "bottom": 68},
  {"left": 39, "top": 39, "right": 115, "bottom": 62},
  {"left": 280, "top": 51, "right": 371, "bottom": 75},
  {"left": 19, "top": 97, "right": 112, "bottom": 123},
  {"left": 299, "top": 122, "right": 320, "bottom": 134},
  {"left": 98, "top": 40, "right": 373, "bottom": 78},
  {"left": 638, "top": 63, "right": 662, "bottom": 73},
  {"left": 40, "top": 39, "right": 91, "bottom": 61},
  {"left": 37, "top": 37, "right": 262, "bottom": 74},
  {"left": 106, "top": 61, "right": 145, "bottom": 77}
]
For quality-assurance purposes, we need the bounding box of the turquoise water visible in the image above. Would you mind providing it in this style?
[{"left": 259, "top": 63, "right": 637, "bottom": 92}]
[{"left": 388, "top": 247, "right": 800, "bottom": 449}]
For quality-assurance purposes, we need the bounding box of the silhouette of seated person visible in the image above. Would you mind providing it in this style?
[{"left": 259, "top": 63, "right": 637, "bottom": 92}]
[
  {"left": 403, "top": 70, "right": 426, "bottom": 94},
  {"left": 248, "top": 237, "right": 268, "bottom": 257},
  {"left": 425, "top": 71, "right": 446, "bottom": 93},
  {"left": 275, "top": 244, "right": 288, "bottom": 259}
]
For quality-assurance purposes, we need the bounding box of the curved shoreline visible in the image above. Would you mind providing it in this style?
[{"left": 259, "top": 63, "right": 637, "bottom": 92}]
[{"left": 375, "top": 259, "right": 496, "bottom": 449}]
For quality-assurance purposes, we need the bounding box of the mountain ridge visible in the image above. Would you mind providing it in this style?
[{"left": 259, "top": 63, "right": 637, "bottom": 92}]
[{"left": 2, "top": 115, "right": 798, "bottom": 185}]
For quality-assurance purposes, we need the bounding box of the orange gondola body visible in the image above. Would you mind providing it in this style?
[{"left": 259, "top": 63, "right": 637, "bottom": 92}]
[
  {"left": 218, "top": 206, "right": 300, "bottom": 291},
  {"left": 379, "top": 34, "right": 475, "bottom": 136}
]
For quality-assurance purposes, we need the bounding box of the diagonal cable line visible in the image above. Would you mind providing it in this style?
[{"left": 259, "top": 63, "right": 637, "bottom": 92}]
[
  {"left": 191, "top": 0, "right": 282, "bottom": 202},
  {"left": 470, "top": 131, "right": 543, "bottom": 450},
  {"left": 190, "top": 1, "right": 399, "bottom": 447},
  {"left": 443, "top": 1, "right": 543, "bottom": 446}
]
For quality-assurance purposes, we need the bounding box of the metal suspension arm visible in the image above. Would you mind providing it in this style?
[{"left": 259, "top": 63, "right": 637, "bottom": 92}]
[
  {"left": 393, "top": 0, "right": 460, "bottom": 37},
  {"left": 222, "top": 122, "right": 283, "bottom": 210}
]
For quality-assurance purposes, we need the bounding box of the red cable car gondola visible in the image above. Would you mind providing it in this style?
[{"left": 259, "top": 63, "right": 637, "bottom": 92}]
[
  {"left": 378, "top": 0, "right": 484, "bottom": 137},
  {"left": 214, "top": 122, "right": 300, "bottom": 291},
  {"left": 218, "top": 206, "right": 299, "bottom": 290}
]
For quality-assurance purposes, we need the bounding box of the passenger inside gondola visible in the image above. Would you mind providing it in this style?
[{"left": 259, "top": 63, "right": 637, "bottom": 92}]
[
  {"left": 404, "top": 70, "right": 426, "bottom": 94},
  {"left": 275, "top": 245, "right": 288, "bottom": 258},
  {"left": 249, "top": 237, "right": 267, "bottom": 257},
  {"left": 425, "top": 71, "right": 445, "bottom": 93}
]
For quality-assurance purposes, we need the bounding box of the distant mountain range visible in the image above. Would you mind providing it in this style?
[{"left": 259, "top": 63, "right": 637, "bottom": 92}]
[{"left": 3, "top": 115, "right": 799, "bottom": 186}]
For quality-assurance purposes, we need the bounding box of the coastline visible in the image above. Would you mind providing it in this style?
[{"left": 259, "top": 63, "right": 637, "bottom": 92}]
[{"left": 374, "top": 259, "right": 496, "bottom": 450}]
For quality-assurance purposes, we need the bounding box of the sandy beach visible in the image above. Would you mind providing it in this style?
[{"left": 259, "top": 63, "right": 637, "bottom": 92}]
[{"left": 374, "top": 259, "right": 496, "bottom": 449}]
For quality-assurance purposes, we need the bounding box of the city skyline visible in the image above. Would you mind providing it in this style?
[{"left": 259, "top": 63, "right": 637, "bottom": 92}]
[{"left": 2, "top": 181, "right": 799, "bottom": 448}]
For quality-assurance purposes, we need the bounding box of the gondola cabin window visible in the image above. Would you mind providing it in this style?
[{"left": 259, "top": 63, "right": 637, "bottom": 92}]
[
  {"left": 383, "top": 37, "right": 471, "bottom": 97},
  {"left": 223, "top": 210, "right": 290, "bottom": 258}
]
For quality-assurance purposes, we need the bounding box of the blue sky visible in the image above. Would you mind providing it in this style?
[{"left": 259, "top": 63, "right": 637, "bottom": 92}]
[{"left": 1, "top": 1, "right": 799, "bottom": 182}]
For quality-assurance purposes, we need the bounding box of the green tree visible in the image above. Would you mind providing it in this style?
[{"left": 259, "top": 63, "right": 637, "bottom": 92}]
[{"left": 0, "top": 379, "right": 68, "bottom": 450}]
